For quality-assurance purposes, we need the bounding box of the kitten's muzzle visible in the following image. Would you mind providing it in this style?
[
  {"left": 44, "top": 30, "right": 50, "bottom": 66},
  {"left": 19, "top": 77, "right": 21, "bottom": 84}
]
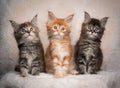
[
  {"left": 26, "top": 31, "right": 31, "bottom": 36},
  {"left": 26, "top": 31, "right": 30, "bottom": 33}
]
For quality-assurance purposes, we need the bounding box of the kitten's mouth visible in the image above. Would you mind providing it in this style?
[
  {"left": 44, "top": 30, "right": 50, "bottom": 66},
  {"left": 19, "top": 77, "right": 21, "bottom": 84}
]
[
  {"left": 27, "top": 35, "right": 31, "bottom": 37},
  {"left": 54, "top": 35, "right": 63, "bottom": 39},
  {"left": 28, "top": 33, "right": 31, "bottom": 36},
  {"left": 57, "top": 34, "right": 61, "bottom": 36},
  {"left": 56, "top": 34, "right": 63, "bottom": 37},
  {"left": 25, "top": 35, "right": 33, "bottom": 39},
  {"left": 56, "top": 33, "right": 64, "bottom": 36}
]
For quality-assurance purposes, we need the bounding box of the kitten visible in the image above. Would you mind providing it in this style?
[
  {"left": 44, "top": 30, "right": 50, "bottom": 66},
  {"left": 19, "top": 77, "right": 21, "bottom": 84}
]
[
  {"left": 74, "top": 12, "right": 108, "bottom": 74},
  {"left": 45, "top": 11, "right": 78, "bottom": 78},
  {"left": 10, "top": 15, "right": 45, "bottom": 77}
]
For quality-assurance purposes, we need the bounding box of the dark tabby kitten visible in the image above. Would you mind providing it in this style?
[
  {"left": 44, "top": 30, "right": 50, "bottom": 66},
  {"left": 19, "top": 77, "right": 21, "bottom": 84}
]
[
  {"left": 10, "top": 15, "right": 45, "bottom": 77},
  {"left": 75, "top": 12, "right": 108, "bottom": 74}
]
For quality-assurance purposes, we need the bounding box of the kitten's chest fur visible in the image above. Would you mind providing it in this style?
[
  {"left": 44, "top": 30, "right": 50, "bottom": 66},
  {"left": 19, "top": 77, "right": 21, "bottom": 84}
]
[
  {"left": 50, "top": 39, "right": 71, "bottom": 61},
  {"left": 80, "top": 39, "right": 100, "bottom": 56},
  {"left": 84, "top": 47, "right": 94, "bottom": 60},
  {"left": 20, "top": 50, "right": 36, "bottom": 66},
  {"left": 19, "top": 42, "right": 41, "bottom": 66}
]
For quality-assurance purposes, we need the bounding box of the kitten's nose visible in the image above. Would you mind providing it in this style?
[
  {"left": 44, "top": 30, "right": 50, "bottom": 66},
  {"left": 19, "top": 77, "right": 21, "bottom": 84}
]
[
  {"left": 57, "top": 30, "right": 61, "bottom": 34},
  {"left": 27, "top": 31, "right": 30, "bottom": 33},
  {"left": 90, "top": 30, "right": 94, "bottom": 34},
  {"left": 91, "top": 30, "right": 95, "bottom": 33}
]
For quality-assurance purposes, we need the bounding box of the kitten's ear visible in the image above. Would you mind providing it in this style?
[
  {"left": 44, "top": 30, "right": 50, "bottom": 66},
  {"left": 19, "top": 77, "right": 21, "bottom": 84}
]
[
  {"left": 65, "top": 14, "right": 74, "bottom": 24},
  {"left": 31, "top": 14, "right": 37, "bottom": 26},
  {"left": 100, "top": 17, "right": 109, "bottom": 27},
  {"left": 48, "top": 11, "right": 56, "bottom": 22},
  {"left": 84, "top": 11, "right": 91, "bottom": 23},
  {"left": 9, "top": 20, "right": 19, "bottom": 32}
]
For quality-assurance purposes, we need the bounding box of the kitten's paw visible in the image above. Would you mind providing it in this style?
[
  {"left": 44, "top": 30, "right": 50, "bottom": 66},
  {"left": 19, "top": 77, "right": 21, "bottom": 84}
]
[
  {"left": 63, "top": 73, "right": 68, "bottom": 77},
  {"left": 20, "top": 72, "right": 29, "bottom": 77},
  {"left": 31, "top": 68, "right": 40, "bottom": 75},
  {"left": 55, "top": 73, "right": 64, "bottom": 78},
  {"left": 55, "top": 74, "right": 63, "bottom": 78},
  {"left": 20, "top": 68, "right": 29, "bottom": 77},
  {"left": 62, "top": 70, "right": 68, "bottom": 77},
  {"left": 69, "top": 70, "right": 79, "bottom": 75}
]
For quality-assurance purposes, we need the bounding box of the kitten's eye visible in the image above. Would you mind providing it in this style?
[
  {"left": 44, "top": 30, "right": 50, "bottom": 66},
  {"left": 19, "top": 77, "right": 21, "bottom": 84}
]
[
  {"left": 54, "top": 26, "right": 57, "bottom": 30},
  {"left": 61, "top": 27, "right": 65, "bottom": 31},
  {"left": 88, "top": 25, "right": 91, "bottom": 29},
  {"left": 94, "top": 27, "right": 99, "bottom": 32},
  {"left": 21, "top": 28, "right": 26, "bottom": 33},
  {"left": 30, "top": 28, "right": 33, "bottom": 31}
]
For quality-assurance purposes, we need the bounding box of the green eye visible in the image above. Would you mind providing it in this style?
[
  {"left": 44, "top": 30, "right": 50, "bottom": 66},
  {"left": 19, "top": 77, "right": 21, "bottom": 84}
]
[
  {"left": 30, "top": 27, "right": 33, "bottom": 31},
  {"left": 54, "top": 26, "right": 57, "bottom": 30},
  {"left": 61, "top": 27, "right": 65, "bottom": 31},
  {"left": 88, "top": 25, "right": 91, "bottom": 29},
  {"left": 21, "top": 28, "right": 26, "bottom": 32},
  {"left": 94, "top": 26, "right": 99, "bottom": 32}
]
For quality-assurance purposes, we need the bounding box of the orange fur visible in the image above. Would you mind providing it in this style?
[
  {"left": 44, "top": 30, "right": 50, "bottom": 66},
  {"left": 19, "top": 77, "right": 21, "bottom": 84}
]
[{"left": 45, "top": 11, "right": 78, "bottom": 78}]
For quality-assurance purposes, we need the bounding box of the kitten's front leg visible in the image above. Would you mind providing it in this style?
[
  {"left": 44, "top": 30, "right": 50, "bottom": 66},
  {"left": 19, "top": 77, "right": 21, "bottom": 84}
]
[
  {"left": 19, "top": 58, "right": 29, "bottom": 77},
  {"left": 69, "top": 70, "right": 78, "bottom": 75},
  {"left": 76, "top": 56, "right": 86, "bottom": 74},
  {"left": 62, "top": 56, "right": 70, "bottom": 76},
  {"left": 31, "top": 67, "right": 40, "bottom": 75},
  {"left": 77, "top": 64, "right": 86, "bottom": 74},
  {"left": 31, "top": 57, "right": 40, "bottom": 75},
  {"left": 88, "top": 65, "right": 97, "bottom": 74},
  {"left": 53, "top": 55, "right": 63, "bottom": 78},
  {"left": 20, "top": 67, "right": 29, "bottom": 77}
]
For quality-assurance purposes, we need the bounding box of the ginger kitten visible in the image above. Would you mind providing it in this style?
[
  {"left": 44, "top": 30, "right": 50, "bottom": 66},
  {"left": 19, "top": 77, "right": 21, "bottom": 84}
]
[
  {"left": 45, "top": 11, "right": 77, "bottom": 78},
  {"left": 10, "top": 15, "right": 45, "bottom": 77}
]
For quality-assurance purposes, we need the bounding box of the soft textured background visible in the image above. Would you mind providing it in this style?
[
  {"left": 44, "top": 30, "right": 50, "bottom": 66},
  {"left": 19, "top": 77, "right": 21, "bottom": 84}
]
[{"left": 0, "top": 0, "right": 120, "bottom": 78}]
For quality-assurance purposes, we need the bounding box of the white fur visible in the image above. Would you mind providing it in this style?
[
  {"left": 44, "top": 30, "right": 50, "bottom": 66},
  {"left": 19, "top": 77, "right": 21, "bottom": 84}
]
[
  {"left": 53, "top": 58, "right": 59, "bottom": 64},
  {"left": 54, "top": 43, "right": 69, "bottom": 62},
  {"left": 22, "top": 53, "right": 36, "bottom": 67},
  {"left": 0, "top": 71, "right": 120, "bottom": 88},
  {"left": 53, "top": 32, "right": 64, "bottom": 39},
  {"left": 84, "top": 47, "right": 94, "bottom": 61}
]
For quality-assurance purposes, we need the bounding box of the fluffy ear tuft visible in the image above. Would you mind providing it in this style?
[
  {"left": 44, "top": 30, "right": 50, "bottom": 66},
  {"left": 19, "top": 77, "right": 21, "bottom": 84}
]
[
  {"left": 101, "top": 17, "right": 109, "bottom": 27},
  {"left": 31, "top": 14, "right": 38, "bottom": 26},
  {"left": 84, "top": 11, "right": 91, "bottom": 23},
  {"left": 48, "top": 11, "right": 56, "bottom": 22},
  {"left": 9, "top": 20, "right": 19, "bottom": 32},
  {"left": 65, "top": 14, "right": 74, "bottom": 24}
]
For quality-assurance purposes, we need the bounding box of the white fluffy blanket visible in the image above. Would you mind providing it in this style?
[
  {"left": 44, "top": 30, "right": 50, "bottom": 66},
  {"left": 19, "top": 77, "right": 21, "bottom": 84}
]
[{"left": 0, "top": 71, "right": 120, "bottom": 88}]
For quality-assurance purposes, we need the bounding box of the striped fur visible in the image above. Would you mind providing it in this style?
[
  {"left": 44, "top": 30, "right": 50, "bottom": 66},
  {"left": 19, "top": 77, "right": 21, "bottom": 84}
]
[
  {"left": 74, "top": 12, "right": 108, "bottom": 74},
  {"left": 10, "top": 15, "right": 45, "bottom": 77}
]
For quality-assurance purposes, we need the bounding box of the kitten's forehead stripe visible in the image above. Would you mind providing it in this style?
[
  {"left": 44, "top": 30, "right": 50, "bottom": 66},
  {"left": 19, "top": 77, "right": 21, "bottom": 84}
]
[
  {"left": 20, "top": 22, "right": 32, "bottom": 28},
  {"left": 89, "top": 18, "right": 101, "bottom": 27},
  {"left": 54, "top": 19, "right": 67, "bottom": 26}
]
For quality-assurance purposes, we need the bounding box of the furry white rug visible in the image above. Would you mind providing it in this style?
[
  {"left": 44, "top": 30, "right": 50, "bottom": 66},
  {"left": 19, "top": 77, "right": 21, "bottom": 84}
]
[
  {"left": 0, "top": 0, "right": 120, "bottom": 76},
  {"left": 0, "top": 71, "right": 120, "bottom": 88}
]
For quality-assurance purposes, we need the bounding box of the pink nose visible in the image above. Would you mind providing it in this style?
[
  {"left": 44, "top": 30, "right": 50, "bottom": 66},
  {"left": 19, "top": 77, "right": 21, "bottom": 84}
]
[
  {"left": 57, "top": 30, "right": 61, "bottom": 33},
  {"left": 27, "top": 31, "right": 30, "bottom": 33}
]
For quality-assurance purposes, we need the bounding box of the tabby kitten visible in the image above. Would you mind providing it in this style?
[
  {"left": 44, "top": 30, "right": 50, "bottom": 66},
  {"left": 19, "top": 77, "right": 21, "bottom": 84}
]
[
  {"left": 75, "top": 12, "right": 108, "bottom": 74},
  {"left": 45, "top": 11, "right": 77, "bottom": 78},
  {"left": 10, "top": 15, "right": 45, "bottom": 77}
]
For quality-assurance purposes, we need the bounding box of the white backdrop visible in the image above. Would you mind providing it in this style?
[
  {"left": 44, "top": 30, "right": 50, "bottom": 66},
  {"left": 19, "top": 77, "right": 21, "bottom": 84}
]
[{"left": 0, "top": 0, "right": 120, "bottom": 77}]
